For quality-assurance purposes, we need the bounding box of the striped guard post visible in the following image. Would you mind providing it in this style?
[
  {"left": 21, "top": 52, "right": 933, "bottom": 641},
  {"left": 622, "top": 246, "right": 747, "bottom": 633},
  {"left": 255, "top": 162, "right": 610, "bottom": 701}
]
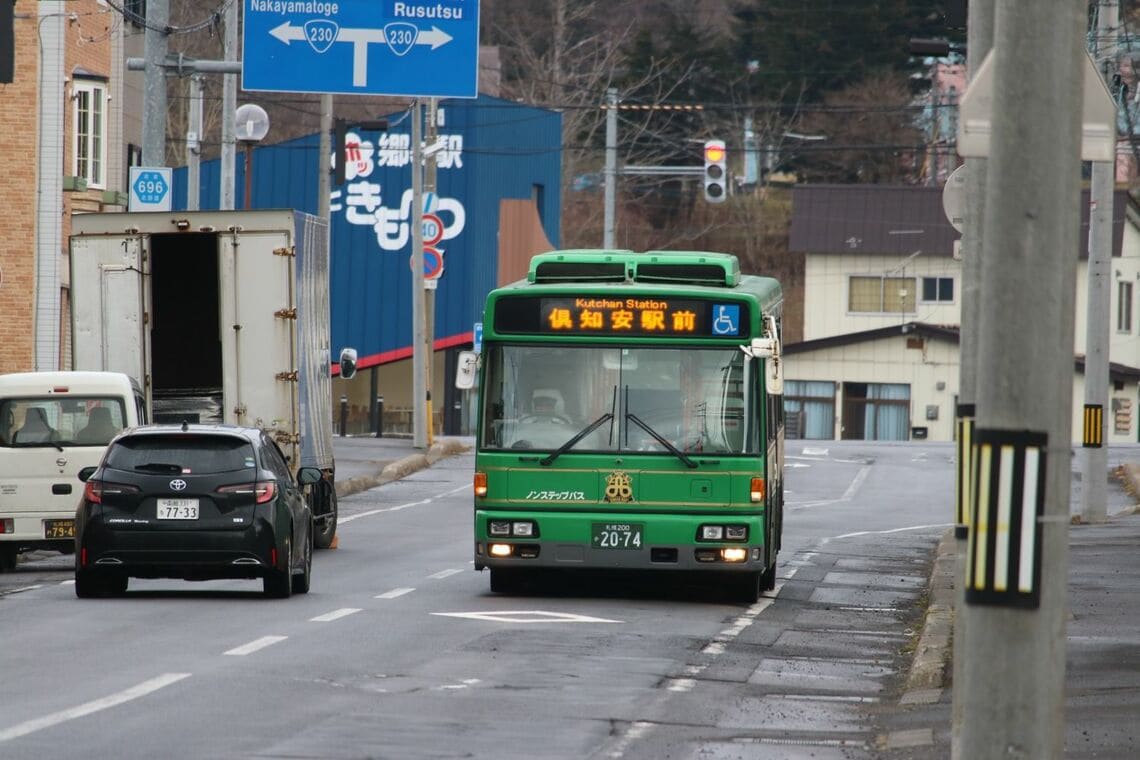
[
  {"left": 954, "top": 403, "right": 975, "bottom": 540},
  {"left": 966, "top": 428, "right": 1047, "bottom": 609},
  {"left": 1082, "top": 404, "right": 1103, "bottom": 448}
]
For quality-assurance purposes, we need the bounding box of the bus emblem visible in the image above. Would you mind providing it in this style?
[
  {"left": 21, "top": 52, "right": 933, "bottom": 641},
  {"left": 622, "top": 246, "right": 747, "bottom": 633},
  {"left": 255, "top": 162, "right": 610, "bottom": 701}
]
[{"left": 604, "top": 471, "right": 633, "bottom": 503}]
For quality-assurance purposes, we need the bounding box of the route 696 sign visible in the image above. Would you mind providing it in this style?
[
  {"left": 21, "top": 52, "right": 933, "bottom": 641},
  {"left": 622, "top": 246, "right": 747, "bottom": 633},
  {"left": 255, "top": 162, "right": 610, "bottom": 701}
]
[{"left": 128, "top": 167, "right": 173, "bottom": 212}]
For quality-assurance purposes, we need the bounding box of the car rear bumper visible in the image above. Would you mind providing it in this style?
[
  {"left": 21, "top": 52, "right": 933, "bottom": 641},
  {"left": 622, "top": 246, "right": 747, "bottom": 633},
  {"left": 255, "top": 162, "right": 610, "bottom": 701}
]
[{"left": 79, "top": 521, "right": 282, "bottom": 580}]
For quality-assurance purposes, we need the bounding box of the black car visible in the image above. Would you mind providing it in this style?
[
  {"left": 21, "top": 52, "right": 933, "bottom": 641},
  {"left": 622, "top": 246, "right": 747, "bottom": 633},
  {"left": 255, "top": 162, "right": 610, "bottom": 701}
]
[{"left": 74, "top": 423, "right": 322, "bottom": 598}]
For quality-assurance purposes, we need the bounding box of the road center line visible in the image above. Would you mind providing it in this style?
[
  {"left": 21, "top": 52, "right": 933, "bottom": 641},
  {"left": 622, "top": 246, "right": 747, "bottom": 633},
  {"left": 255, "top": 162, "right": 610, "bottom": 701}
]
[
  {"left": 427, "top": 568, "right": 463, "bottom": 580},
  {"left": 340, "top": 484, "right": 471, "bottom": 524},
  {"left": 375, "top": 587, "right": 416, "bottom": 599},
  {"left": 0, "top": 584, "right": 43, "bottom": 597},
  {"left": 310, "top": 608, "right": 362, "bottom": 622},
  {"left": 224, "top": 635, "right": 288, "bottom": 656},
  {"left": 0, "top": 672, "right": 191, "bottom": 742}
]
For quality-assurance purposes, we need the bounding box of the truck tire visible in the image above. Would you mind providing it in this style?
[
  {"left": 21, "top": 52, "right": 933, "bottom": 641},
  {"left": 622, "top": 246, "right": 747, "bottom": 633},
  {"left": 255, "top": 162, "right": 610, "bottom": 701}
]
[{"left": 314, "top": 480, "right": 338, "bottom": 550}]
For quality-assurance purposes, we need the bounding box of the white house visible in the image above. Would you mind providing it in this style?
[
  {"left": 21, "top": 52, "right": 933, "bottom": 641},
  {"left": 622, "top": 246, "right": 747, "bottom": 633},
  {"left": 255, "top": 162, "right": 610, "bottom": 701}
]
[{"left": 784, "top": 184, "right": 1140, "bottom": 443}]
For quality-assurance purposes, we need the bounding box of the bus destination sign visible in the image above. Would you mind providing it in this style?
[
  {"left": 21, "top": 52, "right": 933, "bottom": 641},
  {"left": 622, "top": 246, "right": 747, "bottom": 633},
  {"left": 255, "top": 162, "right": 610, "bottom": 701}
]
[{"left": 492, "top": 296, "right": 749, "bottom": 338}]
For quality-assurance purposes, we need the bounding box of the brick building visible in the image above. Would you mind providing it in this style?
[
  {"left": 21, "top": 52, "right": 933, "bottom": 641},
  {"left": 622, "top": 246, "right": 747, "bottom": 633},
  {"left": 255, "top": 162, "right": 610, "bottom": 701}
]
[{"left": 0, "top": 0, "right": 134, "bottom": 375}]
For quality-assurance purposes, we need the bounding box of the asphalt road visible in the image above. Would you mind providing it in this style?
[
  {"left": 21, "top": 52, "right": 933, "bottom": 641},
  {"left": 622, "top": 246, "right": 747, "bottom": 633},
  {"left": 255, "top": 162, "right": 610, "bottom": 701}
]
[{"left": 0, "top": 443, "right": 964, "bottom": 759}]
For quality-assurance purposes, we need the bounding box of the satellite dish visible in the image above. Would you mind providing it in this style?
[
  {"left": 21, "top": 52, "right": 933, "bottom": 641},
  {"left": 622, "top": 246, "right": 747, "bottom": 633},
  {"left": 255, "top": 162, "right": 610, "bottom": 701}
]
[{"left": 235, "top": 104, "right": 270, "bottom": 142}]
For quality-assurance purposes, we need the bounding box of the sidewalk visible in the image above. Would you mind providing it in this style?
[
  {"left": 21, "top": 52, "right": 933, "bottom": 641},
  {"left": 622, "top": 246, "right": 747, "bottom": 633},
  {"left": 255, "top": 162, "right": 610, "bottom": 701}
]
[
  {"left": 330, "top": 433, "right": 472, "bottom": 498},
  {"left": 891, "top": 470, "right": 1140, "bottom": 757}
]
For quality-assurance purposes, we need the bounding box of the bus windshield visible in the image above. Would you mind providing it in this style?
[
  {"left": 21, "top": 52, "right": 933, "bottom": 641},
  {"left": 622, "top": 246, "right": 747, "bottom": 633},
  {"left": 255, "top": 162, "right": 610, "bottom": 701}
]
[{"left": 480, "top": 344, "right": 758, "bottom": 455}]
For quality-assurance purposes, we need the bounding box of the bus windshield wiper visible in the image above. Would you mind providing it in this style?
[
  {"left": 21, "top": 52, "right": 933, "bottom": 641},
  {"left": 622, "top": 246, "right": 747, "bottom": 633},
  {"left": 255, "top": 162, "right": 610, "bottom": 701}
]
[
  {"left": 626, "top": 412, "right": 699, "bottom": 469},
  {"left": 539, "top": 412, "right": 614, "bottom": 466}
]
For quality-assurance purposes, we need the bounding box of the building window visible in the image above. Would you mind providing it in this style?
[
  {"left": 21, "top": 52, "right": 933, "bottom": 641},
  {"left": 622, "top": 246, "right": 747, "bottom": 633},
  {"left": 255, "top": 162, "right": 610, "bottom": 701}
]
[
  {"left": 785, "top": 380, "right": 836, "bottom": 440},
  {"left": 849, "top": 276, "right": 916, "bottom": 313},
  {"left": 1118, "top": 281, "right": 1133, "bottom": 332},
  {"left": 73, "top": 80, "right": 107, "bottom": 189},
  {"left": 921, "top": 276, "right": 954, "bottom": 302}
]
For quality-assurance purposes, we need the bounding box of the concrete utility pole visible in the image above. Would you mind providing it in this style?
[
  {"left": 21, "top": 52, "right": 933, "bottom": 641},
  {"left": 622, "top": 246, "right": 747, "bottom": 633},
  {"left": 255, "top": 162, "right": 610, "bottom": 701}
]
[
  {"left": 411, "top": 102, "right": 428, "bottom": 449},
  {"left": 951, "top": 1, "right": 994, "bottom": 756},
  {"left": 603, "top": 87, "right": 617, "bottom": 248},
  {"left": 186, "top": 74, "right": 203, "bottom": 210},
  {"left": 220, "top": 0, "right": 238, "bottom": 210},
  {"left": 140, "top": 0, "right": 169, "bottom": 166},
  {"left": 959, "top": 1, "right": 1083, "bottom": 757},
  {"left": 318, "top": 94, "right": 333, "bottom": 220},
  {"left": 1082, "top": 0, "right": 1119, "bottom": 523}
]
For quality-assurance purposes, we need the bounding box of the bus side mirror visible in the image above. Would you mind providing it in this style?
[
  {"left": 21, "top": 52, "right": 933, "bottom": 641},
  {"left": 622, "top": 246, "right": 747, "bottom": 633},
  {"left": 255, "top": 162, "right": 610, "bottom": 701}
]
[
  {"left": 750, "top": 336, "right": 783, "bottom": 395},
  {"left": 455, "top": 351, "right": 478, "bottom": 390},
  {"left": 339, "top": 347, "right": 358, "bottom": 380}
]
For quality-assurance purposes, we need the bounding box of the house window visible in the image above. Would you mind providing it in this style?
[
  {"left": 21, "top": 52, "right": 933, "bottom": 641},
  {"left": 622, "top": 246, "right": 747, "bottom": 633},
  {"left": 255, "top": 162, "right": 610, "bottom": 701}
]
[
  {"left": 849, "top": 276, "right": 916, "bottom": 313},
  {"left": 73, "top": 79, "right": 107, "bottom": 189},
  {"left": 1118, "top": 281, "right": 1133, "bottom": 332},
  {"left": 921, "top": 276, "right": 954, "bottom": 302}
]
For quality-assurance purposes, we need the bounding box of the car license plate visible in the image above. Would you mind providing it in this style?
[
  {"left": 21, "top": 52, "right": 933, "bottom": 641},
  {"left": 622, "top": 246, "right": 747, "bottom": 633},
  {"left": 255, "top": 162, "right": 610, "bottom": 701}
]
[
  {"left": 157, "top": 498, "right": 199, "bottom": 520},
  {"left": 44, "top": 519, "right": 75, "bottom": 539},
  {"left": 592, "top": 522, "right": 643, "bottom": 550}
]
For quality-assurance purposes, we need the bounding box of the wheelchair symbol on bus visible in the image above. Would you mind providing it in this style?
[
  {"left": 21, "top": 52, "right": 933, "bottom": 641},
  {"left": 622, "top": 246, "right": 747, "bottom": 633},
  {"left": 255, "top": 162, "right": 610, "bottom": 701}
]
[{"left": 711, "top": 304, "right": 740, "bottom": 336}]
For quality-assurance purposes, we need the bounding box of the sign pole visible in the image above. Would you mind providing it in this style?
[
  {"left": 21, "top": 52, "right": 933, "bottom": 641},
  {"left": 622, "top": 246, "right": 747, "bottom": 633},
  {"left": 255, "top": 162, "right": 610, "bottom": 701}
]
[
  {"left": 411, "top": 100, "right": 428, "bottom": 449},
  {"left": 424, "top": 97, "right": 439, "bottom": 446}
]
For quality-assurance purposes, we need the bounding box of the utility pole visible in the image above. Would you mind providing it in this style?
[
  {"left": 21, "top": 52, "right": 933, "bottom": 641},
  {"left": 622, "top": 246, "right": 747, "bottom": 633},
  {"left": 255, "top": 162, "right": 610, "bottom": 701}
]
[
  {"left": 411, "top": 101, "right": 428, "bottom": 449},
  {"left": 959, "top": 1, "right": 1083, "bottom": 757},
  {"left": 603, "top": 87, "right": 617, "bottom": 248},
  {"left": 140, "top": 0, "right": 169, "bottom": 167},
  {"left": 318, "top": 94, "right": 333, "bottom": 220},
  {"left": 951, "top": 1, "right": 994, "bottom": 756},
  {"left": 220, "top": 0, "right": 238, "bottom": 209},
  {"left": 186, "top": 74, "right": 203, "bottom": 210},
  {"left": 1081, "top": 0, "right": 1119, "bottom": 523}
]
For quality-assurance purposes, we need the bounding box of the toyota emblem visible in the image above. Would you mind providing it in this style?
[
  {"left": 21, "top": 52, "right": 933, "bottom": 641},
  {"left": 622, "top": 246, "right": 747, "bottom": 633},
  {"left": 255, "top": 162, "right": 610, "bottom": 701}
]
[{"left": 169, "top": 479, "right": 188, "bottom": 491}]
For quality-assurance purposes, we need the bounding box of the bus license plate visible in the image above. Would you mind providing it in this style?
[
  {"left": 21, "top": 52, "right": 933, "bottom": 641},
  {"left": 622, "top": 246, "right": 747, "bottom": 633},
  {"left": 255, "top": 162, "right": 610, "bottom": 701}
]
[
  {"left": 157, "top": 499, "right": 199, "bottom": 520},
  {"left": 592, "top": 522, "right": 643, "bottom": 550},
  {"left": 44, "top": 519, "right": 75, "bottom": 539}
]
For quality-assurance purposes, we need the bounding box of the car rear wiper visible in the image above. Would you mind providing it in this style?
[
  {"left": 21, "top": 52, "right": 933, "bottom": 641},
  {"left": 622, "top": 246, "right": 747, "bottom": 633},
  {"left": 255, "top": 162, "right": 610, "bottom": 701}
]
[
  {"left": 134, "top": 462, "right": 184, "bottom": 474},
  {"left": 625, "top": 412, "right": 698, "bottom": 469}
]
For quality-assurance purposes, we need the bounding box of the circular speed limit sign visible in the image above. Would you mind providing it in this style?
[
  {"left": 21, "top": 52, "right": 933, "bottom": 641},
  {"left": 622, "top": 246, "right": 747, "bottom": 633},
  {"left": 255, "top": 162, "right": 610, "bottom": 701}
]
[{"left": 422, "top": 213, "right": 444, "bottom": 247}]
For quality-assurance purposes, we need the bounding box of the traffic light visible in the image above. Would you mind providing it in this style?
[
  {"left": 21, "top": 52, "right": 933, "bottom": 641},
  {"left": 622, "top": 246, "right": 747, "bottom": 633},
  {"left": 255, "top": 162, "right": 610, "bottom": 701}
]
[{"left": 703, "top": 139, "right": 727, "bottom": 203}]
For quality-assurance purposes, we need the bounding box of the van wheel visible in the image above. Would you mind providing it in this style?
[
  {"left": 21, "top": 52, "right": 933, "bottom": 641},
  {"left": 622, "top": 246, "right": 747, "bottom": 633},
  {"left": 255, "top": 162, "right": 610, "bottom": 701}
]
[
  {"left": 0, "top": 545, "right": 18, "bottom": 572},
  {"left": 313, "top": 481, "right": 338, "bottom": 550}
]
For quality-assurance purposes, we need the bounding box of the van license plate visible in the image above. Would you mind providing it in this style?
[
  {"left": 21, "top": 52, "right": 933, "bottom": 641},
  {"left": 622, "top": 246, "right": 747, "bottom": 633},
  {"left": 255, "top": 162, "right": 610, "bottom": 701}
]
[
  {"left": 157, "top": 499, "right": 199, "bottom": 520},
  {"left": 44, "top": 519, "right": 75, "bottom": 539}
]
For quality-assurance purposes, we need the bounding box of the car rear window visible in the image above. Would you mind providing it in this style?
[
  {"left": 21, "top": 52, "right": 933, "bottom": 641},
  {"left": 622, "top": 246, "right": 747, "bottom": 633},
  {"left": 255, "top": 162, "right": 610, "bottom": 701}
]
[{"left": 105, "top": 434, "right": 256, "bottom": 474}]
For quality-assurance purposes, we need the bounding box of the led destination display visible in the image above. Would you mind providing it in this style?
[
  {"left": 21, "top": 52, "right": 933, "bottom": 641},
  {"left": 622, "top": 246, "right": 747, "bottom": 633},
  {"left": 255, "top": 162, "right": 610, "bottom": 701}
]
[{"left": 492, "top": 296, "right": 750, "bottom": 338}]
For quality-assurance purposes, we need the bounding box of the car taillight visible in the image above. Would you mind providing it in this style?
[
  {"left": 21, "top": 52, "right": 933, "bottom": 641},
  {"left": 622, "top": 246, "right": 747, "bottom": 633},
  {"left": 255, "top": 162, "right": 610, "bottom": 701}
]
[
  {"left": 83, "top": 480, "right": 140, "bottom": 504},
  {"left": 217, "top": 481, "right": 277, "bottom": 504}
]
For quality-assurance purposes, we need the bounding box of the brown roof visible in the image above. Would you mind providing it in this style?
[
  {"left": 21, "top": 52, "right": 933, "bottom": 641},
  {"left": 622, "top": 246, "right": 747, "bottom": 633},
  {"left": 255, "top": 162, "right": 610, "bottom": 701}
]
[{"left": 788, "top": 184, "right": 1129, "bottom": 259}]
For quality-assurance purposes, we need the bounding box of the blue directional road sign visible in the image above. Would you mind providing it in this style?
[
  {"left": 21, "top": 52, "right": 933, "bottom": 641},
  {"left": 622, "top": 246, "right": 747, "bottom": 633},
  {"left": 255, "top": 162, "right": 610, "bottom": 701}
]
[
  {"left": 128, "top": 167, "right": 172, "bottom": 211},
  {"left": 242, "top": 0, "right": 480, "bottom": 97}
]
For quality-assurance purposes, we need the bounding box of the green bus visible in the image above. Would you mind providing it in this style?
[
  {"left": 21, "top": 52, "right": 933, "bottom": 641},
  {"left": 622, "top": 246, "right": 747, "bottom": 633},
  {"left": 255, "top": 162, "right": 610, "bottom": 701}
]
[{"left": 459, "top": 249, "right": 785, "bottom": 602}]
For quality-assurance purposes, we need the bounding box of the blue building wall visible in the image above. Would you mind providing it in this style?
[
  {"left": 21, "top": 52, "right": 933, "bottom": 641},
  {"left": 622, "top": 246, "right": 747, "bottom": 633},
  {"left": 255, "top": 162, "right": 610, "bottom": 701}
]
[{"left": 174, "top": 95, "right": 562, "bottom": 369}]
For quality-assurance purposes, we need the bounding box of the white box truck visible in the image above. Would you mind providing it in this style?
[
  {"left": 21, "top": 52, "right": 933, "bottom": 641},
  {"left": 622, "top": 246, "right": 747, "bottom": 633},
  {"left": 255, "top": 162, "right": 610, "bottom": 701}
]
[{"left": 68, "top": 209, "right": 348, "bottom": 549}]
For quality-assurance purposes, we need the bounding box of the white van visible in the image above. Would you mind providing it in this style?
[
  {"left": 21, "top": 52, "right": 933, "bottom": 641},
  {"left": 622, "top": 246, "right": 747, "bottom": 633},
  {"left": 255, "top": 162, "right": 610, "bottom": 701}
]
[{"left": 0, "top": 371, "right": 145, "bottom": 570}]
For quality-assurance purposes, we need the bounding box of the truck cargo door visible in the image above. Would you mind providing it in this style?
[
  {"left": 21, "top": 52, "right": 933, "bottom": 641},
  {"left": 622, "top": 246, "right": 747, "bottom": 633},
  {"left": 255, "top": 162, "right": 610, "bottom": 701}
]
[
  {"left": 69, "top": 234, "right": 147, "bottom": 389},
  {"left": 217, "top": 229, "right": 297, "bottom": 454}
]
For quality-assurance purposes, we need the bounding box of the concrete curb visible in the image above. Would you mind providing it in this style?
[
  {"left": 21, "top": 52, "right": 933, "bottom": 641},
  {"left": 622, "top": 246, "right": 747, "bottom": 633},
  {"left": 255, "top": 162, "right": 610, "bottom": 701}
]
[
  {"left": 335, "top": 439, "right": 471, "bottom": 499},
  {"left": 904, "top": 527, "right": 956, "bottom": 695}
]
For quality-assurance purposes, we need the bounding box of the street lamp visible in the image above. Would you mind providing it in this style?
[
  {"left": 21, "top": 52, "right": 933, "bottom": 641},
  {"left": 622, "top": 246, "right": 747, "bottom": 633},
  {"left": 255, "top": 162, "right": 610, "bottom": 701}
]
[{"left": 235, "top": 103, "right": 269, "bottom": 209}]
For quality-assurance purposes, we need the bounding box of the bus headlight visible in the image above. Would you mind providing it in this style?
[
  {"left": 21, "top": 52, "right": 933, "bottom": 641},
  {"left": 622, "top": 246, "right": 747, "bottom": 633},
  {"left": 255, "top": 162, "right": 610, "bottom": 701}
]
[
  {"left": 489, "top": 543, "right": 513, "bottom": 557},
  {"left": 721, "top": 548, "right": 748, "bottom": 563},
  {"left": 700, "top": 525, "right": 724, "bottom": 540},
  {"left": 489, "top": 521, "right": 511, "bottom": 536}
]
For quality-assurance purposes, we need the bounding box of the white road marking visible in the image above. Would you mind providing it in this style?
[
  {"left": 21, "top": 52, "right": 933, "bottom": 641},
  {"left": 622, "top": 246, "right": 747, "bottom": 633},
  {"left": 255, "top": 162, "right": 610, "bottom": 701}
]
[
  {"left": 0, "top": 585, "right": 43, "bottom": 597},
  {"left": 427, "top": 568, "right": 464, "bottom": 580},
  {"left": 787, "top": 466, "right": 871, "bottom": 510},
  {"left": 432, "top": 610, "right": 620, "bottom": 624},
  {"left": 666, "top": 678, "right": 696, "bottom": 692},
  {"left": 438, "top": 678, "right": 481, "bottom": 690},
  {"left": 833, "top": 523, "right": 951, "bottom": 540},
  {"left": 310, "top": 607, "right": 362, "bottom": 622},
  {"left": 224, "top": 635, "right": 287, "bottom": 656},
  {"left": 375, "top": 587, "right": 415, "bottom": 599},
  {"left": 340, "top": 484, "right": 470, "bottom": 524},
  {"left": 607, "top": 720, "right": 655, "bottom": 758},
  {"left": 0, "top": 673, "right": 191, "bottom": 742}
]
